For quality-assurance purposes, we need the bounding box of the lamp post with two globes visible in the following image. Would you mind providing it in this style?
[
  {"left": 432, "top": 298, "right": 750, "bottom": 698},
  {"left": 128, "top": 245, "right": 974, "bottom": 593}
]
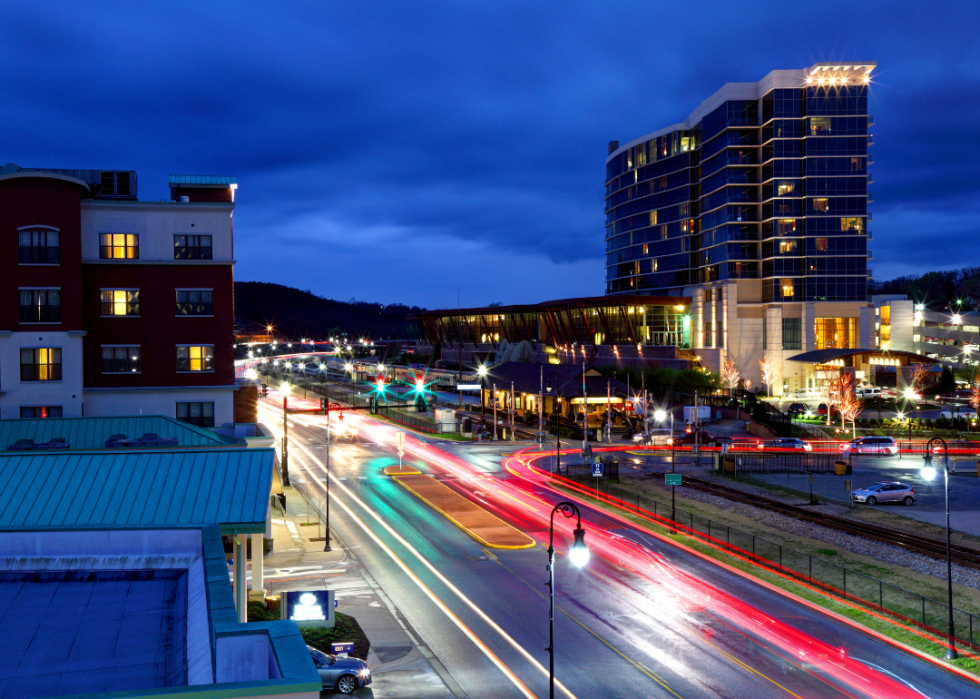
[{"left": 921, "top": 437, "right": 958, "bottom": 660}]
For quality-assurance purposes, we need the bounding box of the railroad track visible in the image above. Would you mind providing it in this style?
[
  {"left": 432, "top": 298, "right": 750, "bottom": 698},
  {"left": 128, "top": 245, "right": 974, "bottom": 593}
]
[{"left": 682, "top": 476, "right": 980, "bottom": 570}]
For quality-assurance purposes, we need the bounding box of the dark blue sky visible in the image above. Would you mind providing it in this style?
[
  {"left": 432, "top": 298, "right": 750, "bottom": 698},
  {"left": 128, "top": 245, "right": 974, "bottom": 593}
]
[{"left": 2, "top": 1, "right": 977, "bottom": 309}]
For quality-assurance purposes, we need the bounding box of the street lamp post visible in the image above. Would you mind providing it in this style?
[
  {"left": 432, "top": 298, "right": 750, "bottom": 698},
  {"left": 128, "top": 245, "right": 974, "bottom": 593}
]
[
  {"left": 546, "top": 502, "right": 589, "bottom": 699},
  {"left": 323, "top": 411, "right": 333, "bottom": 552},
  {"left": 921, "top": 438, "right": 958, "bottom": 660},
  {"left": 546, "top": 372, "right": 561, "bottom": 476},
  {"left": 281, "top": 382, "right": 291, "bottom": 487},
  {"left": 478, "top": 365, "right": 488, "bottom": 440}
]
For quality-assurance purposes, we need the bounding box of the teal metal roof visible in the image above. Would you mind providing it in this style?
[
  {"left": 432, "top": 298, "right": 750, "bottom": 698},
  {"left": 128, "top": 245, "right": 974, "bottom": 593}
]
[
  {"left": 0, "top": 448, "right": 275, "bottom": 534},
  {"left": 169, "top": 174, "right": 237, "bottom": 186},
  {"left": 0, "top": 415, "right": 237, "bottom": 452}
]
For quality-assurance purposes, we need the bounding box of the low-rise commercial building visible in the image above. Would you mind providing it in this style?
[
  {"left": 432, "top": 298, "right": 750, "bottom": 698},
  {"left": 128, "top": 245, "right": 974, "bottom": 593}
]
[
  {"left": 0, "top": 442, "right": 314, "bottom": 699},
  {"left": 413, "top": 294, "right": 697, "bottom": 370}
]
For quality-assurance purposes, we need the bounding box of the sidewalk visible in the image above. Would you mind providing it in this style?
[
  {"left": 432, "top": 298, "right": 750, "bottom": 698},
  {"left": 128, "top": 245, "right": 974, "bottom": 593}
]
[{"left": 263, "top": 485, "right": 465, "bottom": 698}]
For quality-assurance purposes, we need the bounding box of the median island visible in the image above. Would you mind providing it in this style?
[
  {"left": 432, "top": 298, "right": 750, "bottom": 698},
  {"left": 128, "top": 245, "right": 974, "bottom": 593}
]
[{"left": 393, "top": 474, "right": 535, "bottom": 549}]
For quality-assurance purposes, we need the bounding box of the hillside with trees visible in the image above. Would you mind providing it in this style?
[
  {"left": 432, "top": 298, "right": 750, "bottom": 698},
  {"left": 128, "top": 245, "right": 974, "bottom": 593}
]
[
  {"left": 234, "top": 281, "right": 424, "bottom": 340},
  {"left": 870, "top": 267, "right": 980, "bottom": 311}
]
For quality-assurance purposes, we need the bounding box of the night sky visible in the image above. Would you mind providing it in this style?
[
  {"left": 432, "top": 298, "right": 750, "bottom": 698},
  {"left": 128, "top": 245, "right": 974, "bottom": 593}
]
[{"left": 2, "top": 2, "right": 977, "bottom": 310}]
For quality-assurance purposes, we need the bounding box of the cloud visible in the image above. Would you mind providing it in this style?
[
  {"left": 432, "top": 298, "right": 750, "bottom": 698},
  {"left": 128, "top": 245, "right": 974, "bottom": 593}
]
[{"left": 0, "top": 0, "right": 977, "bottom": 303}]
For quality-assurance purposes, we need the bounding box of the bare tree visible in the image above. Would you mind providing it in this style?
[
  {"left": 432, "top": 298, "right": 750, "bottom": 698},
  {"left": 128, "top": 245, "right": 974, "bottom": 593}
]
[
  {"left": 821, "top": 365, "right": 842, "bottom": 426},
  {"left": 721, "top": 358, "right": 740, "bottom": 391},
  {"left": 909, "top": 363, "right": 930, "bottom": 396},
  {"left": 838, "top": 372, "right": 862, "bottom": 438},
  {"left": 758, "top": 353, "right": 779, "bottom": 397}
]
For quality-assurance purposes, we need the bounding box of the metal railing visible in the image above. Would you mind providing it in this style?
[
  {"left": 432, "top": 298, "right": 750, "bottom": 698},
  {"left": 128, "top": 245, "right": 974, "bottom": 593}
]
[
  {"left": 591, "top": 478, "right": 980, "bottom": 650},
  {"left": 563, "top": 457, "right": 620, "bottom": 481},
  {"left": 723, "top": 451, "right": 839, "bottom": 473}
]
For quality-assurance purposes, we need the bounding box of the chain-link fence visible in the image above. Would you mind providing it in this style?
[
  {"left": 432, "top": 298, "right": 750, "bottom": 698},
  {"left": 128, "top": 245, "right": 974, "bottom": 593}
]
[{"left": 590, "top": 478, "right": 980, "bottom": 650}]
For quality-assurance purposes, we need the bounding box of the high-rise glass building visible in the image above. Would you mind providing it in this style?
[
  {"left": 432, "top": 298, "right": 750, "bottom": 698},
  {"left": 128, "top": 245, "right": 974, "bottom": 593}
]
[{"left": 605, "top": 62, "right": 876, "bottom": 392}]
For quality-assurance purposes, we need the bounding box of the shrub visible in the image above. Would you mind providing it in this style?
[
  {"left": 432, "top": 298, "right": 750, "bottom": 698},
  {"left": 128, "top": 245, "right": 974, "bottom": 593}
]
[{"left": 302, "top": 613, "right": 371, "bottom": 661}]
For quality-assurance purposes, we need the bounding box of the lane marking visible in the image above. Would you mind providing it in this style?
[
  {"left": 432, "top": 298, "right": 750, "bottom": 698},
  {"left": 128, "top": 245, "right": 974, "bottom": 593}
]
[
  {"left": 293, "top": 456, "right": 537, "bottom": 699},
  {"left": 288, "top": 438, "right": 580, "bottom": 699}
]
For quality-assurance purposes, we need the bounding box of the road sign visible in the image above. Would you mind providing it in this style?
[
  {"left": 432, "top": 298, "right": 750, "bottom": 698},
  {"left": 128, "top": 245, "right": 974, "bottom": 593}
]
[
  {"left": 331, "top": 642, "right": 354, "bottom": 656},
  {"left": 665, "top": 473, "right": 682, "bottom": 486},
  {"left": 456, "top": 384, "right": 481, "bottom": 391},
  {"left": 591, "top": 461, "right": 603, "bottom": 478}
]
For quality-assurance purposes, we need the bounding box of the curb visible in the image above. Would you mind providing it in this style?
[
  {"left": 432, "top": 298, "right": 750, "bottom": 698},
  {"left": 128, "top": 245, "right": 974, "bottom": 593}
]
[{"left": 393, "top": 475, "right": 535, "bottom": 550}]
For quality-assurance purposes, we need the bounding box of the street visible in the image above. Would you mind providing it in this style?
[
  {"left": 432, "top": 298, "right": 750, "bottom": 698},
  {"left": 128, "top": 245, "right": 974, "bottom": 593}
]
[{"left": 259, "top": 395, "right": 980, "bottom": 698}]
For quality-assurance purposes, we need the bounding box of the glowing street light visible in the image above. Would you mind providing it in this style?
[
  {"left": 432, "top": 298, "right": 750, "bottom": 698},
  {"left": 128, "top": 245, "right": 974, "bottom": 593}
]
[
  {"left": 546, "top": 502, "right": 588, "bottom": 699},
  {"left": 920, "top": 438, "right": 958, "bottom": 660}
]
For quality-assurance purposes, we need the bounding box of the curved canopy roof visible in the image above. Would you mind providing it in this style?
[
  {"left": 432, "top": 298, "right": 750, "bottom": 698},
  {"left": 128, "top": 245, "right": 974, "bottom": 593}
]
[{"left": 787, "top": 348, "right": 938, "bottom": 364}]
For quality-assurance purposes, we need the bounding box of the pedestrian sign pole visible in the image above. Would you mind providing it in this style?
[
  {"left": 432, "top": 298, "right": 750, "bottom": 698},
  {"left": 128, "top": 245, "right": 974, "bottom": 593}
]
[
  {"left": 591, "top": 459, "right": 603, "bottom": 500},
  {"left": 666, "top": 473, "right": 681, "bottom": 533},
  {"left": 396, "top": 432, "right": 405, "bottom": 471}
]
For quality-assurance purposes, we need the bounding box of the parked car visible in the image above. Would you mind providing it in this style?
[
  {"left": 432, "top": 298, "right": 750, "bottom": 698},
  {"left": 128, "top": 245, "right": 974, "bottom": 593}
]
[
  {"left": 856, "top": 386, "right": 882, "bottom": 398},
  {"left": 939, "top": 389, "right": 973, "bottom": 403},
  {"left": 816, "top": 403, "right": 841, "bottom": 417},
  {"left": 757, "top": 437, "right": 812, "bottom": 452},
  {"left": 786, "top": 402, "right": 807, "bottom": 416},
  {"left": 632, "top": 427, "right": 675, "bottom": 445},
  {"left": 840, "top": 436, "right": 899, "bottom": 455},
  {"left": 931, "top": 440, "right": 977, "bottom": 453},
  {"left": 850, "top": 482, "right": 916, "bottom": 506},
  {"left": 939, "top": 405, "right": 976, "bottom": 419},
  {"left": 676, "top": 430, "right": 713, "bottom": 445},
  {"left": 308, "top": 646, "right": 372, "bottom": 694}
]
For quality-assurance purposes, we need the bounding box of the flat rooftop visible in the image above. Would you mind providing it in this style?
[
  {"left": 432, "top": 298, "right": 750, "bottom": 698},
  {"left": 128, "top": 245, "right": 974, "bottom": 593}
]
[{"left": 0, "top": 570, "right": 186, "bottom": 698}]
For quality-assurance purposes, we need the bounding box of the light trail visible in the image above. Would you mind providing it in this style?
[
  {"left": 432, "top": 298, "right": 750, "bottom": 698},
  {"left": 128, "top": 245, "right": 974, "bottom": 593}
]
[
  {"left": 291, "top": 447, "right": 537, "bottom": 699},
  {"left": 258, "top": 404, "right": 582, "bottom": 699},
  {"left": 504, "top": 449, "right": 939, "bottom": 699},
  {"left": 261, "top": 402, "right": 962, "bottom": 697}
]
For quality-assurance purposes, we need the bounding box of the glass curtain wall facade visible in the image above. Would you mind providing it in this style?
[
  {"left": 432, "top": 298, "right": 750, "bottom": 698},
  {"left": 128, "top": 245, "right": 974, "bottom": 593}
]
[{"left": 605, "top": 65, "right": 872, "bottom": 303}]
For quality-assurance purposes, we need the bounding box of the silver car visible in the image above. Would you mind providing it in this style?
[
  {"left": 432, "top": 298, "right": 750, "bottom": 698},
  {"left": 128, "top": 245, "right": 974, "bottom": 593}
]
[
  {"left": 840, "top": 436, "right": 898, "bottom": 455},
  {"left": 851, "top": 481, "right": 916, "bottom": 506},
  {"left": 633, "top": 427, "right": 675, "bottom": 445},
  {"left": 939, "top": 405, "right": 975, "bottom": 419},
  {"left": 308, "top": 646, "right": 372, "bottom": 694}
]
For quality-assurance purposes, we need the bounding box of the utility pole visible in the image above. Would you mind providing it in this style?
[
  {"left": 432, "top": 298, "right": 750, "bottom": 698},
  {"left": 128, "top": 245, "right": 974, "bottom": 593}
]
[
  {"left": 606, "top": 380, "right": 612, "bottom": 444},
  {"left": 493, "top": 382, "right": 497, "bottom": 441},
  {"left": 694, "top": 389, "right": 700, "bottom": 468},
  {"left": 457, "top": 286, "right": 463, "bottom": 409},
  {"left": 582, "top": 360, "right": 588, "bottom": 451},
  {"left": 538, "top": 365, "right": 544, "bottom": 449},
  {"left": 510, "top": 381, "right": 516, "bottom": 442}
]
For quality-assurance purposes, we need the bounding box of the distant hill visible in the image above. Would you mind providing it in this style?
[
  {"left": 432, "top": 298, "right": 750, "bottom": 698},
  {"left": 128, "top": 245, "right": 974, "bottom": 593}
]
[
  {"left": 870, "top": 267, "right": 980, "bottom": 312},
  {"left": 234, "top": 282, "right": 424, "bottom": 340}
]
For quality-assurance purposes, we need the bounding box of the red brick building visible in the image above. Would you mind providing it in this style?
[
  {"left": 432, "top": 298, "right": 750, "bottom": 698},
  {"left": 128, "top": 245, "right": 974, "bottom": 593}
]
[{"left": 0, "top": 166, "right": 237, "bottom": 426}]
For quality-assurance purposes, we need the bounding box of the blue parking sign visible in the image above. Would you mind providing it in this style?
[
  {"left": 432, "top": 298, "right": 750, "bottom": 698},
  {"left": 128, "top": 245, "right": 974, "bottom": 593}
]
[{"left": 591, "top": 461, "right": 603, "bottom": 478}]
